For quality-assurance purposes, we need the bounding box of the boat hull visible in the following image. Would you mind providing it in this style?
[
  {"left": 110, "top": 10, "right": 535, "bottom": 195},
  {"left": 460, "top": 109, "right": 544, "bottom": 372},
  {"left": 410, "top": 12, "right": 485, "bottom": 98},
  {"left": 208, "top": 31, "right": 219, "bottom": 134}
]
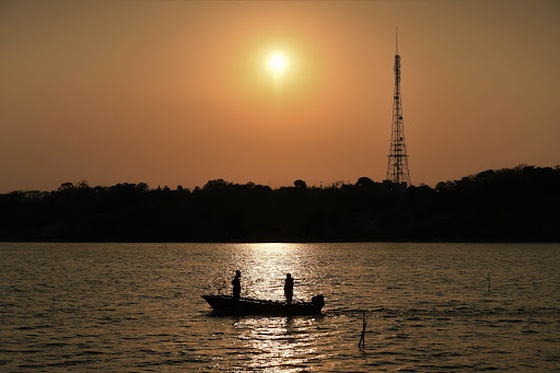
[{"left": 202, "top": 294, "right": 324, "bottom": 316}]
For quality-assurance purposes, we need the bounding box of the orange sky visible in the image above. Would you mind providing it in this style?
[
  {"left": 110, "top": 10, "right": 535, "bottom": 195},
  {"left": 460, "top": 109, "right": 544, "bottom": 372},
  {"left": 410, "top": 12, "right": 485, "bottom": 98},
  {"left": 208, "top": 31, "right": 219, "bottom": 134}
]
[{"left": 1, "top": 0, "right": 559, "bottom": 192}]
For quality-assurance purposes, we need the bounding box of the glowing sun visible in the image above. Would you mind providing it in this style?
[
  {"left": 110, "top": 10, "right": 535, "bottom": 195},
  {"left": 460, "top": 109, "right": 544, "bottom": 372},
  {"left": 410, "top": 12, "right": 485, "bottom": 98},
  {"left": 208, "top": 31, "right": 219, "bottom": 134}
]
[{"left": 268, "top": 52, "right": 288, "bottom": 74}]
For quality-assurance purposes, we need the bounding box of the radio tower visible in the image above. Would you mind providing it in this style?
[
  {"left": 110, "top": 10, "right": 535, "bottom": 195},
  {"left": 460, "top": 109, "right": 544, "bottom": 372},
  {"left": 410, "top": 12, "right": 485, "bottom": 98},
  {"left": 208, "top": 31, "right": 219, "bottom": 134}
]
[{"left": 385, "top": 29, "right": 411, "bottom": 185}]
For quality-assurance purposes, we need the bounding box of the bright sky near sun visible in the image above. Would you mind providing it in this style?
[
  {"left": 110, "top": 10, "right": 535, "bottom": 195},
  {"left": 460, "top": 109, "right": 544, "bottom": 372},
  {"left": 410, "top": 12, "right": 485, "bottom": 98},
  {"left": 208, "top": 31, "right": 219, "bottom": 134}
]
[{"left": 0, "top": 0, "right": 559, "bottom": 192}]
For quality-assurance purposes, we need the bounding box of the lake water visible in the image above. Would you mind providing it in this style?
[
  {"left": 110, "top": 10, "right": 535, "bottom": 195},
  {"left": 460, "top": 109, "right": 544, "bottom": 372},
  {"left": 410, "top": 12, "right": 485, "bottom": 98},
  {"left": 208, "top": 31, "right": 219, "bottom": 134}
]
[{"left": 1, "top": 242, "right": 559, "bottom": 372}]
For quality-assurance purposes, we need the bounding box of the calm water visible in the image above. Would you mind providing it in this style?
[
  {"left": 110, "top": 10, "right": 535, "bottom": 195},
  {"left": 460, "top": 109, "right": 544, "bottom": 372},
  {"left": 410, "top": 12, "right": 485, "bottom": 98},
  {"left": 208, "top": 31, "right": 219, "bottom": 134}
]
[{"left": 1, "top": 242, "right": 559, "bottom": 372}]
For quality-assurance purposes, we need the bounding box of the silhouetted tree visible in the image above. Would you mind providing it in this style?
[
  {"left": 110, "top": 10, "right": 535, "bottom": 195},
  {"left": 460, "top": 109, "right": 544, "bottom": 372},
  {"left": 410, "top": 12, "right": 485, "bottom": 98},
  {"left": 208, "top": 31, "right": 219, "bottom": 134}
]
[
  {"left": 355, "top": 177, "right": 375, "bottom": 189},
  {"left": 1, "top": 165, "right": 559, "bottom": 242}
]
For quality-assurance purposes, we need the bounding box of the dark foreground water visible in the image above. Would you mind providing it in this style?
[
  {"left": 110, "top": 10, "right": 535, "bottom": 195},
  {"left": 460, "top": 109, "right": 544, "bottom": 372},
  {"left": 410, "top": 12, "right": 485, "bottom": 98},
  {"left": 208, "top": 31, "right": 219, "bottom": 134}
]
[{"left": 1, "top": 242, "right": 559, "bottom": 372}]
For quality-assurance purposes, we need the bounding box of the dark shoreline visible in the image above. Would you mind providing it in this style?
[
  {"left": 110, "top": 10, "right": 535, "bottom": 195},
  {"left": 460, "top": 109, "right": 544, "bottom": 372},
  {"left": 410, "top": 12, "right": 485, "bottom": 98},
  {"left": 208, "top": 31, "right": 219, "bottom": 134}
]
[{"left": 2, "top": 165, "right": 559, "bottom": 243}]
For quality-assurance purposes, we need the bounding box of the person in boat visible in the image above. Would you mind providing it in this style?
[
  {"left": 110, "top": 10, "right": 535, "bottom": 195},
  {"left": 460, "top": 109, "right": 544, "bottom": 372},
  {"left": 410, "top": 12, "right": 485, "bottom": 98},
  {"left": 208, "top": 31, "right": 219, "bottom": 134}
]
[
  {"left": 284, "top": 273, "right": 294, "bottom": 304},
  {"left": 232, "top": 270, "right": 241, "bottom": 300}
]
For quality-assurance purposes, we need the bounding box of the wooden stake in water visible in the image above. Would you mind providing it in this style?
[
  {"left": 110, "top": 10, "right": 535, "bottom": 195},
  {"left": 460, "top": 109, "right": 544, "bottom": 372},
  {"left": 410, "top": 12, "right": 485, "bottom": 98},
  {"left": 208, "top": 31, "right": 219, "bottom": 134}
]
[{"left": 358, "top": 312, "right": 367, "bottom": 350}]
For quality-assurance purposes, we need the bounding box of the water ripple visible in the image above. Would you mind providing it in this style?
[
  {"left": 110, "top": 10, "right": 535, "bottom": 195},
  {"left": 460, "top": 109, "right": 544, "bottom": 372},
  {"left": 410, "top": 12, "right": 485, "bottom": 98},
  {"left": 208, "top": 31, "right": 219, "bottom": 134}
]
[{"left": 1, "top": 242, "right": 559, "bottom": 372}]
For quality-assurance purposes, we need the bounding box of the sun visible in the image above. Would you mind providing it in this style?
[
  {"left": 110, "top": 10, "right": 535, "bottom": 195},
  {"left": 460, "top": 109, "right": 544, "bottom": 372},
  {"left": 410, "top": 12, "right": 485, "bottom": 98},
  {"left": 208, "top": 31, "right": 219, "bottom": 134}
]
[{"left": 267, "top": 52, "right": 288, "bottom": 74}]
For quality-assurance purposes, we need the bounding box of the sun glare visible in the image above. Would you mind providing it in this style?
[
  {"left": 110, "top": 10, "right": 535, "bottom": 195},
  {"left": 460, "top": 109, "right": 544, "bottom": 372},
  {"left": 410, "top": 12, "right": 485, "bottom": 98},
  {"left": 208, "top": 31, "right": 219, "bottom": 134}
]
[{"left": 268, "top": 52, "right": 288, "bottom": 74}]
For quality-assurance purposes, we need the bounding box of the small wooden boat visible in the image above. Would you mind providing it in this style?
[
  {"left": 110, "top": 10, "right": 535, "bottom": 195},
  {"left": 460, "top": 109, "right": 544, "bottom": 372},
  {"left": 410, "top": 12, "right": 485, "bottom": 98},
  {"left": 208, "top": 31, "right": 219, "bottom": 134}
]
[{"left": 201, "top": 294, "right": 325, "bottom": 316}]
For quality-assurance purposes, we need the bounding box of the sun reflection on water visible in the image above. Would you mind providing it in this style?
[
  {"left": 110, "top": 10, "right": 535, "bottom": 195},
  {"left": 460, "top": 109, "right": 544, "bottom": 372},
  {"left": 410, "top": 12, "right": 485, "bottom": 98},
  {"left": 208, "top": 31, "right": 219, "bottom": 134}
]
[
  {"left": 232, "top": 243, "right": 319, "bottom": 302},
  {"left": 234, "top": 316, "right": 327, "bottom": 371},
  {"left": 201, "top": 243, "right": 334, "bottom": 370},
  {"left": 214, "top": 244, "right": 333, "bottom": 371}
]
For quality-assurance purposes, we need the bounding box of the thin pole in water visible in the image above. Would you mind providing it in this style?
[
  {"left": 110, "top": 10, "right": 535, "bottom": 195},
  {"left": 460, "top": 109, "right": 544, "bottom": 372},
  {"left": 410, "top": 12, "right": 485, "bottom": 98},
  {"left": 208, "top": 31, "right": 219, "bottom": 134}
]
[{"left": 358, "top": 312, "right": 367, "bottom": 350}]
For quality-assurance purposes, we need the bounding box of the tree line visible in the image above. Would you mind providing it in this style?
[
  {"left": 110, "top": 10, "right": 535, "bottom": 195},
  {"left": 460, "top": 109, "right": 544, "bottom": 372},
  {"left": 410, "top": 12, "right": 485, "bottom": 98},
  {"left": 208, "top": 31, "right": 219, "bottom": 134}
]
[{"left": 1, "top": 165, "right": 559, "bottom": 242}]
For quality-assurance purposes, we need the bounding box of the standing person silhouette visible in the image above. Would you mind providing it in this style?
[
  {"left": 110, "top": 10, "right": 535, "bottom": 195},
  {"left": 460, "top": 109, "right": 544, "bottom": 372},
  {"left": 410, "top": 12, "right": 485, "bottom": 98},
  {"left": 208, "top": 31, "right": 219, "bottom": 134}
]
[
  {"left": 232, "top": 270, "right": 241, "bottom": 300},
  {"left": 284, "top": 273, "right": 294, "bottom": 304}
]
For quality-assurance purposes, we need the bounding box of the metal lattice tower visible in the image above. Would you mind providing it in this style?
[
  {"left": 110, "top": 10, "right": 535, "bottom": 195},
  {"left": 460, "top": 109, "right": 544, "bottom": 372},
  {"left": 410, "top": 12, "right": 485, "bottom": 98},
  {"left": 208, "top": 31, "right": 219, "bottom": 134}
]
[{"left": 385, "top": 31, "right": 411, "bottom": 186}]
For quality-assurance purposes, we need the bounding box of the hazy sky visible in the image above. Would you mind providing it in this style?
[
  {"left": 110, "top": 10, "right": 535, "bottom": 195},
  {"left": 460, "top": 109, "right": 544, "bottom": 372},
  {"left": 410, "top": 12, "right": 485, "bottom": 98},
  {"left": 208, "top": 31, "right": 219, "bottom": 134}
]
[{"left": 1, "top": 0, "right": 559, "bottom": 192}]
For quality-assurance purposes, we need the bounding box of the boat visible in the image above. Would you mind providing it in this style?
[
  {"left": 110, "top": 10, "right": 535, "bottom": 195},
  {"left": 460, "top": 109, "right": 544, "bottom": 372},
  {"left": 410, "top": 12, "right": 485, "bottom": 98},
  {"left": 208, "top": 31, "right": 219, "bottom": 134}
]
[{"left": 201, "top": 294, "right": 325, "bottom": 316}]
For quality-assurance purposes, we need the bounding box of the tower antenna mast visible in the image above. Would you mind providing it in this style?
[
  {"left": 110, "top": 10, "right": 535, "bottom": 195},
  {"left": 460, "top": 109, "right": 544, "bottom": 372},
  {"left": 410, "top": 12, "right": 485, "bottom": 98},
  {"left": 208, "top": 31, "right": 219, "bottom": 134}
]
[
  {"left": 385, "top": 28, "right": 411, "bottom": 185},
  {"left": 396, "top": 26, "right": 398, "bottom": 54}
]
